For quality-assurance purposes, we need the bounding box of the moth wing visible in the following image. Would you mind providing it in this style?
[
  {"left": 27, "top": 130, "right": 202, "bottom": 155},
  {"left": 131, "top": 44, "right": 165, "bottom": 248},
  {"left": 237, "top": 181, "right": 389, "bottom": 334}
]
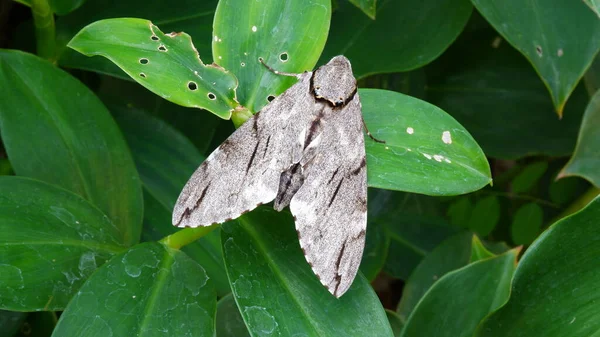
[
  {"left": 173, "top": 73, "right": 315, "bottom": 228},
  {"left": 290, "top": 94, "right": 367, "bottom": 297}
]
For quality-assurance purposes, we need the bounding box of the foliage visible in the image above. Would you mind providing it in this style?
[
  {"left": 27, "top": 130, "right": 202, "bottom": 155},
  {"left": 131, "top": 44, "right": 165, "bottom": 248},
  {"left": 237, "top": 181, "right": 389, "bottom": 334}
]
[{"left": 1, "top": 0, "right": 599, "bottom": 336}]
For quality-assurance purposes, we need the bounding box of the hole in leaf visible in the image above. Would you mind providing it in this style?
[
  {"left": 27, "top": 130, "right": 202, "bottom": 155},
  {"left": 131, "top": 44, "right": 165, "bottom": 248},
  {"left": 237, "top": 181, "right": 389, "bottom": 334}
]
[
  {"left": 208, "top": 92, "right": 216, "bottom": 100},
  {"left": 279, "top": 52, "right": 289, "bottom": 62},
  {"left": 535, "top": 45, "right": 543, "bottom": 57},
  {"left": 139, "top": 73, "right": 146, "bottom": 78},
  {"left": 139, "top": 58, "right": 149, "bottom": 64},
  {"left": 241, "top": 62, "right": 246, "bottom": 67},
  {"left": 151, "top": 35, "right": 159, "bottom": 41},
  {"left": 188, "top": 82, "right": 198, "bottom": 90},
  {"left": 267, "top": 95, "right": 275, "bottom": 102},
  {"left": 158, "top": 45, "right": 167, "bottom": 52}
]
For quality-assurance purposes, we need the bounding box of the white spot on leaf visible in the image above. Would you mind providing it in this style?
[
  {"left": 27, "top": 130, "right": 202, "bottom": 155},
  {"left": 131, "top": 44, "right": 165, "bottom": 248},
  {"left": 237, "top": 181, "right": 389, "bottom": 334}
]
[
  {"left": 558, "top": 49, "right": 564, "bottom": 57},
  {"left": 423, "top": 153, "right": 432, "bottom": 160},
  {"left": 406, "top": 127, "right": 414, "bottom": 134},
  {"left": 433, "top": 155, "right": 444, "bottom": 162},
  {"left": 252, "top": 26, "right": 258, "bottom": 32},
  {"left": 442, "top": 131, "right": 452, "bottom": 144}
]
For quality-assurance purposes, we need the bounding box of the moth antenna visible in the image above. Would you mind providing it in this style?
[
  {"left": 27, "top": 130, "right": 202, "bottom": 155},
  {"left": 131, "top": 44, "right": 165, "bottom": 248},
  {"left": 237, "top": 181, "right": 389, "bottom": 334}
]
[
  {"left": 258, "top": 57, "right": 301, "bottom": 78},
  {"left": 361, "top": 117, "right": 386, "bottom": 143}
]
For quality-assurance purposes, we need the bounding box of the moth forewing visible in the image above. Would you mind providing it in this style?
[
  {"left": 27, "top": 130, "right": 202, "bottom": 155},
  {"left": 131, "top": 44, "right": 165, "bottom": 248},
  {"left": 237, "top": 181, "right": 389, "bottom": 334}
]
[{"left": 172, "top": 56, "right": 368, "bottom": 298}]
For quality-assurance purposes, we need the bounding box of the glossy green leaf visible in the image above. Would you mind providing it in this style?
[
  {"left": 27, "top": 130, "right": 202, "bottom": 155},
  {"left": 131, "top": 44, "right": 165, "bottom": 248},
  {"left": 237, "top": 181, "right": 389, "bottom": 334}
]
[
  {"left": 401, "top": 249, "right": 519, "bottom": 337},
  {"left": 584, "top": 0, "right": 600, "bottom": 17},
  {"left": 68, "top": 18, "right": 239, "bottom": 119},
  {"left": 560, "top": 90, "right": 600, "bottom": 187},
  {"left": 471, "top": 0, "right": 600, "bottom": 115},
  {"left": 447, "top": 197, "right": 473, "bottom": 228},
  {"left": 16, "top": 0, "right": 85, "bottom": 15},
  {"left": 477, "top": 196, "right": 600, "bottom": 337},
  {"left": 467, "top": 196, "right": 500, "bottom": 236},
  {"left": 510, "top": 203, "right": 543, "bottom": 245},
  {"left": 0, "top": 177, "right": 126, "bottom": 311},
  {"left": 384, "top": 214, "right": 459, "bottom": 280},
  {"left": 52, "top": 242, "right": 215, "bottom": 337},
  {"left": 348, "top": 0, "right": 376, "bottom": 19},
  {"left": 57, "top": 0, "right": 218, "bottom": 75},
  {"left": 216, "top": 294, "right": 250, "bottom": 337},
  {"left": 112, "top": 106, "right": 229, "bottom": 296},
  {"left": 213, "top": 0, "right": 330, "bottom": 113},
  {"left": 0, "top": 310, "right": 27, "bottom": 336},
  {"left": 426, "top": 22, "right": 588, "bottom": 159},
  {"left": 0, "top": 50, "right": 142, "bottom": 246},
  {"left": 361, "top": 89, "right": 491, "bottom": 194},
  {"left": 386, "top": 310, "right": 404, "bottom": 337},
  {"left": 512, "top": 162, "right": 548, "bottom": 194},
  {"left": 222, "top": 208, "right": 393, "bottom": 336},
  {"left": 321, "top": 0, "right": 472, "bottom": 78},
  {"left": 396, "top": 232, "right": 472, "bottom": 322}
]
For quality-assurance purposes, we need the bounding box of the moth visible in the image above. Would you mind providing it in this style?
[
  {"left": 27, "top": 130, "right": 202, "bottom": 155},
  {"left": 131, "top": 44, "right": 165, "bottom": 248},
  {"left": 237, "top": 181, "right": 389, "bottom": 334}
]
[{"left": 172, "top": 56, "right": 381, "bottom": 297}]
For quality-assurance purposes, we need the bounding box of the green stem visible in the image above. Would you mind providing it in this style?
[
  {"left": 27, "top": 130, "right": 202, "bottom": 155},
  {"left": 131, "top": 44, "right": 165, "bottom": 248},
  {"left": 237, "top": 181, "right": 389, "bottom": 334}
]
[
  {"left": 231, "top": 106, "right": 253, "bottom": 128},
  {"left": 160, "top": 224, "right": 219, "bottom": 250},
  {"left": 31, "top": 0, "right": 56, "bottom": 62},
  {"left": 551, "top": 187, "right": 600, "bottom": 224}
]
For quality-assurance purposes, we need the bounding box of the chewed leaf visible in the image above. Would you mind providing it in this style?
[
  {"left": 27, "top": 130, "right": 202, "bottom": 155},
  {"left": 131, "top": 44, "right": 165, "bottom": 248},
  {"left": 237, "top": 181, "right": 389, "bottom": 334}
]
[{"left": 68, "top": 18, "right": 239, "bottom": 119}]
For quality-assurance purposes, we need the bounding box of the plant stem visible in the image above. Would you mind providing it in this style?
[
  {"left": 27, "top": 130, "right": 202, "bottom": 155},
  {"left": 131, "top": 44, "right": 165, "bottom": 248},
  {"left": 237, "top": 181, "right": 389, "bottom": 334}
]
[
  {"left": 231, "top": 106, "right": 253, "bottom": 128},
  {"left": 31, "top": 0, "right": 56, "bottom": 62},
  {"left": 160, "top": 224, "right": 219, "bottom": 250}
]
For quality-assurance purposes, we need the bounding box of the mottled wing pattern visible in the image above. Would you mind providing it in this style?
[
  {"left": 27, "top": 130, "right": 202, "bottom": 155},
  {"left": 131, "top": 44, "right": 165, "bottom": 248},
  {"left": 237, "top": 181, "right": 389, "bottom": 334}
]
[
  {"left": 290, "top": 94, "right": 367, "bottom": 297},
  {"left": 172, "top": 72, "right": 317, "bottom": 228}
]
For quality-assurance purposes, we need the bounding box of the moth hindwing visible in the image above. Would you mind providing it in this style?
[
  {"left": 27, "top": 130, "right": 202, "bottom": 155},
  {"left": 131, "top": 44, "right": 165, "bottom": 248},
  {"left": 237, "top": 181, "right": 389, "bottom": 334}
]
[{"left": 173, "top": 56, "right": 367, "bottom": 297}]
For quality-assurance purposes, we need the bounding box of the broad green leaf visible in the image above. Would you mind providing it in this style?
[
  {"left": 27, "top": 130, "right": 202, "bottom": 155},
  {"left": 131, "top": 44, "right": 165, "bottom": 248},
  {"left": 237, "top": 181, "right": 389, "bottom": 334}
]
[
  {"left": 0, "top": 50, "right": 143, "bottom": 246},
  {"left": 360, "top": 216, "right": 390, "bottom": 281},
  {"left": 68, "top": 18, "right": 239, "bottom": 119},
  {"left": 362, "top": 89, "right": 491, "bottom": 195},
  {"left": 216, "top": 294, "right": 250, "bottom": 337},
  {"left": 396, "top": 232, "right": 472, "bottom": 322},
  {"left": 0, "top": 158, "right": 11, "bottom": 176},
  {"left": 401, "top": 249, "right": 519, "bottom": 337},
  {"left": 222, "top": 208, "right": 393, "bottom": 336},
  {"left": 477, "top": 196, "right": 600, "bottom": 337},
  {"left": 15, "top": 0, "right": 85, "bottom": 15},
  {"left": 0, "top": 177, "right": 126, "bottom": 311},
  {"left": 584, "top": 0, "right": 600, "bottom": 17},
  {"left": 471, "top": 0, "right": 600, "bottom": 115},
  {"left": 560, "top": 90, "right": 600, "bottom": 187},
  {"left": 548, "top": 176, "right": 590, "bottom": 206},
  {"left": 467, "top": 196, "right": 500, "bottom": 236},
  {"left": 112, "top": 106, "right": 230, "bottom": 296},
  {"left": 584, "top": 55, "right": 600, "bottom": 95},
  {"left": 470, "top": 236, "right": 496, "bottom": 262},
  {"left": 447, "top": 197, "right": 473, "bottom": 228},
  {"left": 0, "top": 310, "right": 27, "bottom": 336},
  {"left": 213, "top": 0, "right": 330, "bottom": 113},
  {"left": 321, "top": 0, "right": 472, "bottom": 78},
  {"left": 511, "top": 162, "right": 548, "bottom": 194},
  {"left": 384, "top": 214, "right": 459, "bottom": 280},
  {"left": 426, "top": 23, "right": 588, "bottom": 159},
  {"left": 57, "top": 0, "right": 219, "bottom": 75},
  {"left": 52, "top": 242, "right": 215, "bottom": 337},
  {"left": 348, "top": 0, "right": 376, "bottom": 19},
  {"left": 510, "top": 203, "right": 543, "bottom": 245},
  {"left": 386, "top": 310, "right": 404, "bottom": 337}
]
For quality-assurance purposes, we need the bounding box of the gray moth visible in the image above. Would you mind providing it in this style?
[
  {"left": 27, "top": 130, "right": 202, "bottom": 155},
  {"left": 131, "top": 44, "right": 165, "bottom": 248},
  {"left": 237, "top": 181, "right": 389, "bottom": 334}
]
[{"left": 173, "top": 55, "right": 379, "bottom": 297}]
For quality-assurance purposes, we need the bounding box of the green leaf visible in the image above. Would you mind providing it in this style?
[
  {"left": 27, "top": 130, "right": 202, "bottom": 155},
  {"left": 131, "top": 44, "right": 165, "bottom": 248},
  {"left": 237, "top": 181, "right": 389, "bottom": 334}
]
[
  {"left": 348, "top": 0, "right": 377, "bottom": 19},
  {"left": 0, "top": 50, "right": 143, "bottom": 246},
  {"left": 16, "top": 0, "right": 85, "bottom": 15},
  {"left": 0, "top": 158, "right": 11, "bottom": 176},
  {"left": 471, "top": 0, "right": 600, "bottom": 115},
  {"left": 384, "top": 214, "right": 459, "bottom": 280},
  {"left": 426, "top": 21, "right": 589, "bottom": 159},
  {"left": 396, "top": 232, "right": 472, "bottom": 322},
  {"left": 386, "top": 309, "right": 404, "bottom": 337},
  {"left": 0, "top": 310, "right": 27, "bottom": 336},
  {"left": 216, "top": 294, "right": 250, "bottom": 337},
  {"left": 511, "top": 162, "right": 548, "bottom": 194},
  {"left": 401, "top": 249, "right": 519, "bottom": 337},
  {"left": 321, "top": 0, "right": 472, "bottom": 78},
  {"left": 52, "top": 242, "right": 215, "bottom": 337},
  {"left": 68, "top": 18, "right": 239, "bottom": 119},
  {"left": 510, "top": 203, "right": 543, "bottom": 245},
  {"left": 222, "top": 208, "right": 394, "bottom": 336},
  {"left": 57, "top": 0, "right": 219, "bottom": 74},
  {"left": 560, "top": 90, "right": 600, "bottom": 187},
  {"left": 213, "top": 0, "right": 330, "bottom": 113},
  {"left": 477, "top": 196, "right": 600, "bottom": 337},
  {"left": 360, "top": 215, "right": 390, "bottom": 281},
  {"left": 361, "top": 89, "right": 491, "bottom": 195},
  {"left": 470, "top": 236, "right": 496, "bottom": 262},
  {"left": 447, "top": 197, "right": 473, "bottom": 228},
  {"left": 585, "top": 0, "right": 600, "bottom": 17},
  {"left": 0, "top": 177, "right": 126, "bottom": 311},
  {"left": 467, "top": 196, "right": 500, "bottom": 236},
  {"left": 112, "top": 106, "right": 230, "bottom": 296}
]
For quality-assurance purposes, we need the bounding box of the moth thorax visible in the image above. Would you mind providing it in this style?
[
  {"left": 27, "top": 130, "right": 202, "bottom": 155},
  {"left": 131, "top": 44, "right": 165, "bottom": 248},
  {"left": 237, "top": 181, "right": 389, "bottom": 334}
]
[{"left": 312, "top": 56, "right": 357, "bottom": 107}]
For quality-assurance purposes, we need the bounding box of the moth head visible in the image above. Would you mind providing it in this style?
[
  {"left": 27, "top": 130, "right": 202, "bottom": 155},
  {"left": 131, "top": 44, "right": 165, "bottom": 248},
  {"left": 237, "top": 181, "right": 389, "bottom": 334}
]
[{"left": 312, "top": 56, "right": 357, "bottom": 107}]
